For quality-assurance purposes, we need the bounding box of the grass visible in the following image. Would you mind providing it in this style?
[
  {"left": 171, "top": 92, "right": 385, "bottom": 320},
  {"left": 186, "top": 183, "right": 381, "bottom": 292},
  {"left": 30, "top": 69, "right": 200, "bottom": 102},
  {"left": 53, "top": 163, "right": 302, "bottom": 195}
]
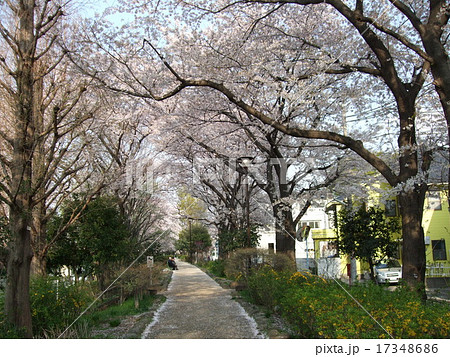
[{"left": 83, "top": 294, "right": 159, "bottom": 328}]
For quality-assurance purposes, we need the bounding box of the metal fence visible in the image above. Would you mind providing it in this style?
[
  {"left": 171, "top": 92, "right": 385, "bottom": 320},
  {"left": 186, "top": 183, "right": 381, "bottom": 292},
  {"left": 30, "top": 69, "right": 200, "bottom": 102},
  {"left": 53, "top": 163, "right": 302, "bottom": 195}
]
[{"left": 426, "top": 264, "right": 450, "bottom": 277}]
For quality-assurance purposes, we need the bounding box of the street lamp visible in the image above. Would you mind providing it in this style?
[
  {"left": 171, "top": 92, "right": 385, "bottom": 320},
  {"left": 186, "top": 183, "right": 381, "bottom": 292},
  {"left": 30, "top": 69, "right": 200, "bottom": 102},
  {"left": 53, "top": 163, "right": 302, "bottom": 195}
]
[{"left": 188, "top": 218, "right": 193, "bottom": 263}]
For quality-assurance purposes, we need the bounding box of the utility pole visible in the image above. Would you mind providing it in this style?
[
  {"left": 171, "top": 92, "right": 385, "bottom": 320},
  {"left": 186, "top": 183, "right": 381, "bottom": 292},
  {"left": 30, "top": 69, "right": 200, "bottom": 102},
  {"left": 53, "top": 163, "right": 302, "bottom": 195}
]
[
  {"left": 189, "top": 218, "right": 193, "bottom": 263},
  {"left": 245, "top": 172, "right": 251, "bottom": 247},
  {"left": 237, "top": 156, "right": 253, "bottom": 248}
]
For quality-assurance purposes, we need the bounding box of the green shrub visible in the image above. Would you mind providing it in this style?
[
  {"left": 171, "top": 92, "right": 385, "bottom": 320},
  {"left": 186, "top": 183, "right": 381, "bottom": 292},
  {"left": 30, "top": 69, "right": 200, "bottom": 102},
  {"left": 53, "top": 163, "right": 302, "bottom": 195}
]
[
  {"left": 247, "top": 266, "right": 288, "bottom": 309},
  {"left": 0, "top": 320, "right": 27, "bottom": 338},
  {"left": 30, "top": 276, "right": 95, "bottom": 337},
  {"left": 246, "top": 269, "right": 450, "bottom": 339},
  {"left": 225, "top": 248, "right": 295, "bottom": 282},
  {"left": 202, "top": 260, "right": 226, "bottom": 278},
  {"left": 109, "top": 319, "right": 121, "bottom": 327},
  {"left": 0, "top": 292, "right": 27, "bottom": 338}
]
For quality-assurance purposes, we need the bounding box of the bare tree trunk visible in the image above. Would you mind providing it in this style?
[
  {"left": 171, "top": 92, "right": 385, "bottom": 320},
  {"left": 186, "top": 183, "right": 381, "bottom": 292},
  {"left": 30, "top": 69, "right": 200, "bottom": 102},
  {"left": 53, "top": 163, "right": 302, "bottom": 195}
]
[
  {"left": 30, "top": 199, "right": 48, "bottom": 276},
  {"left": 273, "top": 204, "right": 296, "bottom": 263},
  {"left": 398, "top": 189, "right": 427, "bottom": 299},
  {"left": 4, "top": 0, "right": 36, "bottom": 337},
  {"left": 30, "top": 71, "right": 48, "bottom": 277},
  {"left": 416, "top": 3, "right": 450, "bottom": 209},
  {"left": 368, "top": 259, "right": 375, "bottom": 283},
  {"left": 5, "top": 205, "right": 34, "bottom": 338}
]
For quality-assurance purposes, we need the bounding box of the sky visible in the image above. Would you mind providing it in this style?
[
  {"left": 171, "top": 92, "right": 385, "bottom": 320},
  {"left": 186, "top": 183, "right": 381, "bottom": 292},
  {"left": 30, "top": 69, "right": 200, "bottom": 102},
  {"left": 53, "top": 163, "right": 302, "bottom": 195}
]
[{"left": 71, "top": 0, "right": 124, "bottom": 21}]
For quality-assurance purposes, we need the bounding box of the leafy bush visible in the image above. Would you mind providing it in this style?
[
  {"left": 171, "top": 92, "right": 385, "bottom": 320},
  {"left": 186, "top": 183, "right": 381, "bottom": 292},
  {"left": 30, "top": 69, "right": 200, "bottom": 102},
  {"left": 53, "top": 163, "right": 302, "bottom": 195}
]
[
  {"left": 247, "top": 266, "right": 290, "bottom": 309},
  {"left": 199, "top": 260, "right": 226, "bottom": 278},
  {"left": 246, "top": 268, "right": 450, "bottom": 339},
  {"left": 115, "top": 264, "right": 159, "bottom": 296},
  {"left": 0, "top": 292, "right": 27, "bottom": 338},
  {"left": 225, "top": 248, "right": 295, "bottom": 282},
  {"left": 30, "top": 276, "right": 95, "bottom": 337},
  {"left": 0, "top": 320, "right": 27, "bottom": 338}
]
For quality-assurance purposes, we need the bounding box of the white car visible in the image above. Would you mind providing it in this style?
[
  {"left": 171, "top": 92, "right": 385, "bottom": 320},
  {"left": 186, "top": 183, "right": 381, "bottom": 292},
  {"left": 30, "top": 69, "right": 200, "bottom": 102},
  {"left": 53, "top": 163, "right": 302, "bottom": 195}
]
[{"left": 375, "top": 260, "right": 402, "bottom": 284}]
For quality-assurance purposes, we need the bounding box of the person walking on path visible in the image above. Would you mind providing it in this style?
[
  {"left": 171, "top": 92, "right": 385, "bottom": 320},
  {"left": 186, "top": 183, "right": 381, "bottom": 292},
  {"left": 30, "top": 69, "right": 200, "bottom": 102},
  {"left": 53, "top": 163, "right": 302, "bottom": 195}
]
[{"left": 142, "top": 261, "right": 264, "bottom": 339}]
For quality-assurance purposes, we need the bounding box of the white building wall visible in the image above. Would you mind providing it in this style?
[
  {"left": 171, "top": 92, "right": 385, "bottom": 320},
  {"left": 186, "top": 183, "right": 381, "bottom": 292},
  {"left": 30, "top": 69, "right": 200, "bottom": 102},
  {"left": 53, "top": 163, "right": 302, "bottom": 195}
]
[{"left": 257, "top": 201, "right": 333, "bottom": 271}]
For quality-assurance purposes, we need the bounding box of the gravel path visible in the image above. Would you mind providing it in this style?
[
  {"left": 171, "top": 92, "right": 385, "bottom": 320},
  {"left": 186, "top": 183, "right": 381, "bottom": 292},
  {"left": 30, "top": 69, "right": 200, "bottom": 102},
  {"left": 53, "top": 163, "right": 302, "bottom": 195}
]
[{"left": 141, "top": 261, "right": 264, "bottom": 339}]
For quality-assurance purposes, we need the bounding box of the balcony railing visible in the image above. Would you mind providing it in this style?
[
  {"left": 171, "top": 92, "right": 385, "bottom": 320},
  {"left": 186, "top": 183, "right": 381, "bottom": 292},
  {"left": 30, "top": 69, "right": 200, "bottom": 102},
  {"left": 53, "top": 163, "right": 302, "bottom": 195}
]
[{"left": 426, "top": 264, "right": 450, "bottom": 277}]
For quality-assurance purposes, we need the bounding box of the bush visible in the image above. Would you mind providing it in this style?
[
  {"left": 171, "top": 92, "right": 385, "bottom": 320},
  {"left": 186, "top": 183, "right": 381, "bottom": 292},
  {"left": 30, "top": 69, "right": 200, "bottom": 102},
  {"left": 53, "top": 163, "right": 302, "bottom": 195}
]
[
  {"left": 247, "top": 266, "right": 289, "bottom": 309},
  {"left": 0, "top": 320, "right": 27, "bottom": 338},
  {"left": 30, "top": 276, "right": 95, "bottom": 337},
  {"left": 246, "top": 269, "right": 450, "bottom": 339},
  {"left": 0, "top": 292, "right": 27, "bottom": 338},
  {"left": 199, "top": 260, "right": 226, "bottom": 278},
  {"left": 225, "top": 248, "right": 295, "bottom": 282},
  {"left": 115, "top": 264, "right": 159, "bottom": 296}
]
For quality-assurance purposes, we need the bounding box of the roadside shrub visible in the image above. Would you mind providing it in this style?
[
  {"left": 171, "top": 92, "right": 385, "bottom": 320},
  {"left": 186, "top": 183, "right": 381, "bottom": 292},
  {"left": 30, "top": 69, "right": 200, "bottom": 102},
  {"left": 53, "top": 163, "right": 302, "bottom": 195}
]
[
  {"left": 30, "top": 276, "right": 95, "bottom": 337},
  {"left": 201, "top": 260, "right": 226, "bottom": 278},
  {"left": 225, "top": 248, "right": 295, "bottom": 282},
  {"left": 116, "top": 264, "right": 155, "bottom": 296},
  {"left": 246, "top": 269, "right": 450, "bottom": 339},
  {"left": 0, "top": 292, "right": 27, "bottom": 338},
  {"left": 105, "top": 262, "right": 168, "bottom": 307},
  {"left": 247, "top": 266, "right": 289, "bottom": 309},
  {"left": 0, "top": 320, "right": 27, "bottom": 338},
  {"left": 247, "top": 269, "right": 327, "bottom": 311}
]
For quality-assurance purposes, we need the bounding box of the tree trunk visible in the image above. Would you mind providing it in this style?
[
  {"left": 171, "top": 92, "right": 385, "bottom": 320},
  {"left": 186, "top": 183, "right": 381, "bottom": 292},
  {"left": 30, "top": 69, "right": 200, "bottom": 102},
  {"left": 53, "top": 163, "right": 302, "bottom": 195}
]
[
  {"left": 30, "top": 71, "right": 48, "bottom": 277},
  {"left": 30, "top": 252, "right": 47, "bottom": 276},
  {"left": 421, "top": 10, "right": 450, "bottom": 210},
  {"left": 398, "top": 189, "right": 427, "bottom": 299},
  {"left": 30, "top": 201, "right": 48, "bottom": 276},
  {"left": 5, "top": 207, "right": 34, "bottom": 338},
  {"left": 273, "top": 204, "right": 296, "bottom": 263},
  {"left": 368, "top": 259, "right": 375, "bottom": 283},
  {"left": 4, "top": 0, "right": 36, "bottom": 337}
]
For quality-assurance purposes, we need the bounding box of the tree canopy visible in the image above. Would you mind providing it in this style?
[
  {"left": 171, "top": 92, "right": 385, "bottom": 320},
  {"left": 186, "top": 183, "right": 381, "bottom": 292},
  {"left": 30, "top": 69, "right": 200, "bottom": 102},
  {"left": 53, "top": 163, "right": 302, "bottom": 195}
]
[
  {"left": 337, "top": 205, "right": 401, "bottom": 281},
  {"left": 47, "top": 195, "right": 131, "bottom": 284},
  {"left": 1, "top": 0, "right": 448, "bottom": 335},
  {"left": 176, "top": 223, "right": 212, "bottom": 261}
]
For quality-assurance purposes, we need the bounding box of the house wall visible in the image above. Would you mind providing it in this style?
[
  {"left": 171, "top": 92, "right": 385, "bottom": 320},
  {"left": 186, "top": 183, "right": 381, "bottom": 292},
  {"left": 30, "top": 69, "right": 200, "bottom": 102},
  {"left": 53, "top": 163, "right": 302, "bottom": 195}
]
[
  {"left": 422, "top": 189, "right": 450, "bottom": 276},
  {"left": 257, "top": 187, "right": 450, "bottom": 278}
]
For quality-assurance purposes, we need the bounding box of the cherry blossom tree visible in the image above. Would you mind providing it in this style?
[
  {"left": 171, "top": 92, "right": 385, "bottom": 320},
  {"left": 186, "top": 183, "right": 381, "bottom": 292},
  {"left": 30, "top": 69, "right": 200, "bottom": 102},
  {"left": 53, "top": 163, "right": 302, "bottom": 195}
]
[
  {"left": 68, "top": 0, "right": 447, "bottom": 297},
  {"left": 146, "top": 0, "right": 444, "bottom": 295}
]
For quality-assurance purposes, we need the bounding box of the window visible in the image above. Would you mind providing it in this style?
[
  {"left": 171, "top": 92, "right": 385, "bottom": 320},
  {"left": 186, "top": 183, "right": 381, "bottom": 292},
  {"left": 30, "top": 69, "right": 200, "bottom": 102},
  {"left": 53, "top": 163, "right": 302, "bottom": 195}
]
[
  {"left": 385, "top": 199, "right": 397, "bottom": 217},
  {"left": 300, "top": 221, "right": 320, "bottom": 229},
  {"left": 268, "top": 243, "right": 274, "bottom": 252},
  {"left": 432, "top": 240, "right": 447, "bottom": 261},
  {"left": 427, "top": 191, "right": 442, "bottom": 210}
]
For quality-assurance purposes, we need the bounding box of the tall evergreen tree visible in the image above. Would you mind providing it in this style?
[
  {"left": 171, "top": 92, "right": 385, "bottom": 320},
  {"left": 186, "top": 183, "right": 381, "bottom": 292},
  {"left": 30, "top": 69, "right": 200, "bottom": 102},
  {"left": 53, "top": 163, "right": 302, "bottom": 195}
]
[{"left": 337, "top": 205, "right": 401, "bottom": 282}]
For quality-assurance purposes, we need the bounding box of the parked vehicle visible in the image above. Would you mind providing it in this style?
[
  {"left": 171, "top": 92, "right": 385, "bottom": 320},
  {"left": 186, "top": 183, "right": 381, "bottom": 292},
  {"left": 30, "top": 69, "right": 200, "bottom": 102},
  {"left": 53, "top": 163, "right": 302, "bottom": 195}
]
[{"left": 375, "top": 260, "right": 402, "bottom": 284}]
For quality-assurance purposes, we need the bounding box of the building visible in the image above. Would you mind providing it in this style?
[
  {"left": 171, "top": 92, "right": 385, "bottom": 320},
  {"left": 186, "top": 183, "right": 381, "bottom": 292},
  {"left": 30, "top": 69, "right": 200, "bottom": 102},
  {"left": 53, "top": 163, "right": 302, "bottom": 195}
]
[
  {"left": 422, "top": 186, "right": 450, "bottom": 277},
  {"left": 258, "top": 184, "right": 450, "bottom": 281}
]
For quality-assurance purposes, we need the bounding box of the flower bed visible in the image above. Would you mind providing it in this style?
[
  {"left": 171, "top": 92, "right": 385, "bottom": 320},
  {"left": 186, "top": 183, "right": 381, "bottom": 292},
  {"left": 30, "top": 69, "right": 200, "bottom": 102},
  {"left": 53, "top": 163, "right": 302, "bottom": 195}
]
[{"left": 247, "top": 267, "right": 450, "bottom": 339}]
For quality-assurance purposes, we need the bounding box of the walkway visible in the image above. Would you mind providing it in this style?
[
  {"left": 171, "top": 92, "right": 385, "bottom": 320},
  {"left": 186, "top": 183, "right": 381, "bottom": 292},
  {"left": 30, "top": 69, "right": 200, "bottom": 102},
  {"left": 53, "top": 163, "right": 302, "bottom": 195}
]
[{"left": 141, "top": 261, "right": 263, "bottom": 339}]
